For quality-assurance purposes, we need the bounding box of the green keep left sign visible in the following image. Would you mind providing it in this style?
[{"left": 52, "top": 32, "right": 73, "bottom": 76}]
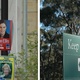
[{"left": 63, "top": 33, "right": 80, "bottom": 80}]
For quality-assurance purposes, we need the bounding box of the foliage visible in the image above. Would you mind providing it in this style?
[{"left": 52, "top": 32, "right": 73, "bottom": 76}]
[
  {"left": 15, "top": 32, "right": 38, "bottom": 80},
  {"left": 40, "top": 0, "right": 80, "bottom": 80},
  {"left": 27, "top": 32, "right": 38, "bottom": 80}
]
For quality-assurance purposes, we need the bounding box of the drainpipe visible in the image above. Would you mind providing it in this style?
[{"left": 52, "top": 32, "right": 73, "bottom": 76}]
[{"left": 23, "top": 0, "right": 27, "bottom": 79}]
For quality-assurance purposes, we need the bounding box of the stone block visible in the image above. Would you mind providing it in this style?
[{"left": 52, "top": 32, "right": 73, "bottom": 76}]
[
  {"left": 27, "top": 2, "right": 37, "bottom": 12},
  {"left": 27, "top": 12, "right": 38, "bottom": 33}
]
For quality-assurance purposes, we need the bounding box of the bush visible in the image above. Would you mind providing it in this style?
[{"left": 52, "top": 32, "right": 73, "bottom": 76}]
[{"left": 15, "top": 31, "right": 38, "bottom": 80}]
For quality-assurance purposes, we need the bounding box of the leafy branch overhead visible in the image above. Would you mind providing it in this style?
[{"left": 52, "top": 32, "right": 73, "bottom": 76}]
[{"left": 40, "top": 0, "right": 80, "bottom": 34}]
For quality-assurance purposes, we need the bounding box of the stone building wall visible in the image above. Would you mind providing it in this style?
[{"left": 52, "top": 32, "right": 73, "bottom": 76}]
[{"left": 27, "top": 0, "right": 38, "bottom": 34}]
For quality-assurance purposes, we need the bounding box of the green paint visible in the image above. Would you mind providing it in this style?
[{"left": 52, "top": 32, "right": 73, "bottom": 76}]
[{"left": 63, "top": 33, "right": 80, "bottom": 80}]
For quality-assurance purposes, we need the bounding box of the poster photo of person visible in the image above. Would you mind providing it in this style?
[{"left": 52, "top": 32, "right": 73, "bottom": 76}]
[
  {"left": 0, "top": 63, "right": 12, "bottom": 79},
  {"left": 0, "top": 20, "right": 12, "bottom": 50},
  {"left": 0, "top": 57, "right": 14, "bottom": 80}
]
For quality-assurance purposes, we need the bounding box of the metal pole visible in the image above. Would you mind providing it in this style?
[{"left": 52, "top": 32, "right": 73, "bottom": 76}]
[
  {"left": 23, "top": 0, "right": 27, "bottom": 79},
  {"left": 1, "top": 0, "right": 8, "bottom": 19}
]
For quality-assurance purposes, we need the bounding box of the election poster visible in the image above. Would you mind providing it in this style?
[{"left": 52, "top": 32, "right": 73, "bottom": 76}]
[
  {"left": 0, "top": 20, "right": 12, "bottom": 50},
  {"left": 63, "top": 33, "right": 80, "bottom": 80},
  {"left": 0, "top": 57, "right": 14, "bottom": 80}
]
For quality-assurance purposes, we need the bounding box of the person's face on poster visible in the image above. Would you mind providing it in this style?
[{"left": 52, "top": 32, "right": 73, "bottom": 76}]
[
  {"left": 0, "top": 23, "right": 6, "bottom": 38},
  {"left": 3, "top": 67, "right": 10, "bottom": 76}
]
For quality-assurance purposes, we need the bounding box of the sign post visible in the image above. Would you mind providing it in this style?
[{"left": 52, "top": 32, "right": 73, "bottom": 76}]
[{"left": 63, "top": 33, "right": 80, "bottom": 80}]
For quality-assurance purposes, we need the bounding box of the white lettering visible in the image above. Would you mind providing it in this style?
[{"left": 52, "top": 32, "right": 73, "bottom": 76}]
[
  {"left": 3, "top": 39, "right": 9, "bottom": 43},
  {"left": 68, "top": 39, "right": 79, "bottom": 52}
]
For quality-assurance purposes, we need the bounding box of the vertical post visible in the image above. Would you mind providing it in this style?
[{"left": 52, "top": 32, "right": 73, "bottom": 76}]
[
  {"left": 1, "top": 0, "right": 8, "bottom": 56},
  {"left": 1, "top": 0, "right": 8, "bottom": 19},
  {"left": 23, "top": 0, "right": 27, "bottom": 59},
  {"left": 23, "top": 0, "right": 27, "bottom": 79},
  {"left": 0, "top": 0, "right": 1, "bottom": 19}
]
